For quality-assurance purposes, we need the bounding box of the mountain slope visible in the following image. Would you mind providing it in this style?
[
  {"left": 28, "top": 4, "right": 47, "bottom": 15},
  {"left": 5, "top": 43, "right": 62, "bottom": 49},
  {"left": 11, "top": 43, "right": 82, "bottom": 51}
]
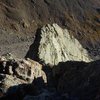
[{"left": 0, "top": 0, "right": 100, "bottom": 58}]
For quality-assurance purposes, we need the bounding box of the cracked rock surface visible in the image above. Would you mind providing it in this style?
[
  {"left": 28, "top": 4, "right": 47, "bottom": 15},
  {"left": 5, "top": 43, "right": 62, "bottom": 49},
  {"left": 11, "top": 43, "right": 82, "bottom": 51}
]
[
  {"left": 39, "top": 24, "right": 92, "bottom": 65},
  {"left": 0, "top": 53, "right": 47, "bottom": 93}
]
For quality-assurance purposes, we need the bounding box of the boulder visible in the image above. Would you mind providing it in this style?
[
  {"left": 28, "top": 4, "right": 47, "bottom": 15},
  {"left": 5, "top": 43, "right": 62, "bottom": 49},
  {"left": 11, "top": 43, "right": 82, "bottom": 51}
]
[
  {"left": 38, "top": 24, "right": 92, "bottom": 66},
  {"left": 0, "top": 54, "right": 47, "bottom": 93}
]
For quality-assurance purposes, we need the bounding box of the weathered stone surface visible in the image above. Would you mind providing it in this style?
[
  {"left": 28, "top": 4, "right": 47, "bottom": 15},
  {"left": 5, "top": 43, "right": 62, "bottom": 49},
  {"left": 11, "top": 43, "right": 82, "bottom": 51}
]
[
  {"left": 15, "top": 58, "right": 47, "bottom": 83},
  {"left": 0, "top": 54, "right": 47, "bottom": 93},
  {"left": 23, "top": 89, "right": 53, "bottom": 100},
  {"left": 0, "top": 74, "right": 27, "bottom": 92},
  {"left": 39, "top": 24, "right": 92, "bottom": 65}
]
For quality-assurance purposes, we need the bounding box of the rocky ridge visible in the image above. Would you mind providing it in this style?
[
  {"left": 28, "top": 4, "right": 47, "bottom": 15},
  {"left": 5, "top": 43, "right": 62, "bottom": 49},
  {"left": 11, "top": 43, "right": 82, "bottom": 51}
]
[{"left": 38, "top": 24, "right": 93, "bottom": 65}]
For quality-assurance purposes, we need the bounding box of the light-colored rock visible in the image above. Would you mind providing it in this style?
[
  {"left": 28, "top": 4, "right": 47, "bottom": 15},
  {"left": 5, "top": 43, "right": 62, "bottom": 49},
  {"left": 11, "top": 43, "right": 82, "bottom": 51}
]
[
  {"left": 39, "top": 23, "right": 92, "bottom": 65},
  {"left": 0, "top": 55, "right": 47, "bottom": 92},
  {"left": 16, "top": 58, "right": 47, "bottom": 83},
  {"left": 1, "top": 74, "right": 27, "bottom": 92}
]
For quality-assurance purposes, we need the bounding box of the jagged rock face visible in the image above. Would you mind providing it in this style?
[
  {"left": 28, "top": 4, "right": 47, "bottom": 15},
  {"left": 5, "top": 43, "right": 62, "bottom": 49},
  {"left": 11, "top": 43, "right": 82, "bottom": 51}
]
[
  {"left": 0, "top": 54, "right": 47, "bottom": 92},
  {"left": 39, "top": 24, "right": 92, "bottom": 65}
]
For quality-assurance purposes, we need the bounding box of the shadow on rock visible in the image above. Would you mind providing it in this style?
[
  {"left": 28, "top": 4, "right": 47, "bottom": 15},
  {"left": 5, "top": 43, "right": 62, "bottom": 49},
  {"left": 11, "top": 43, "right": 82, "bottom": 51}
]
[
  {"left": 0, "top": 77, "right": 46, "bottom": 100},
  {"left": 53, "top": 60, "right": 100, "bottom": 100},
  {"left": 25, "top": 28, "right": 42, "bottom": 61}
]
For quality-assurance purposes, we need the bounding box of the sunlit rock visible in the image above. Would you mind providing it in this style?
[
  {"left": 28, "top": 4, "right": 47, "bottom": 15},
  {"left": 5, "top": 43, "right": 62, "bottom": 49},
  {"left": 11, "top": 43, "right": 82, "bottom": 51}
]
[{"left": 39, "top": 24, "right": 92, "bottom": 65}]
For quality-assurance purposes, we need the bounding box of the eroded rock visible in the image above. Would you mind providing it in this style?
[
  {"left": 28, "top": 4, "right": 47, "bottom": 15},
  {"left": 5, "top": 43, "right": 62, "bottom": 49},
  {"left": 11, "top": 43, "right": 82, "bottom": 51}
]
[
  {"left": 0, "top": 54, "right": 47, "bottom": 93},
  {"left": 39, "top": 24, "right": 92, "bottom": 65},
  {"left": 0, "top": 74, "right": 27, "bottom": 92},
  {"left": 15, "top": 58, "right": 47, "bottom": 83}
]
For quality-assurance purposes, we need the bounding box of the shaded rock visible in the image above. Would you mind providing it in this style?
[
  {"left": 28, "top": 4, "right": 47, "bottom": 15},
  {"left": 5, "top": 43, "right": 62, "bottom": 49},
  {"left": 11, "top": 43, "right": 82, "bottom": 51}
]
[
  {"left": 1, "top": 54, "right": 100, "bottom": 100},
  {"left": 23, "top": 89, "right": 60, "bottom": 100},
  {"left": 0, "top": 88, "right": 4, "bottom": 97},
  {"left": 39, "top": 23, "right": 92, "bottom": 65},
  {"left": 53, "top": 60, "right": 100, "bottom": 100},
  {"left": 0, "top": 84, "right": 38, "bottom": 100}
]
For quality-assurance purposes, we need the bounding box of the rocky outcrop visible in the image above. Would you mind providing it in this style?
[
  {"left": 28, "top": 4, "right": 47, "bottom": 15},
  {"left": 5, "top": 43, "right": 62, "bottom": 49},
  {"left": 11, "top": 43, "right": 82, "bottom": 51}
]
[
  {"left": 0, "top": 53, "right": 47, "bottom": 93},
  {"left": 1, "top": 53, "right": 100, "bottom": 100},
  {"left": 53, "top": 60, "right": 100, "bottom": 100},
  {"left": 23, "top": 89, "right": 57, "bottom": 100},
  {"left": 15, "top": 58, "right": 47, "bottom": 83},
  {"left": 39, "top": 24, "right": 92, "bottom": 65},
  {"left": 0, "top": 0, "right": 100, "bottom": 58}
]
